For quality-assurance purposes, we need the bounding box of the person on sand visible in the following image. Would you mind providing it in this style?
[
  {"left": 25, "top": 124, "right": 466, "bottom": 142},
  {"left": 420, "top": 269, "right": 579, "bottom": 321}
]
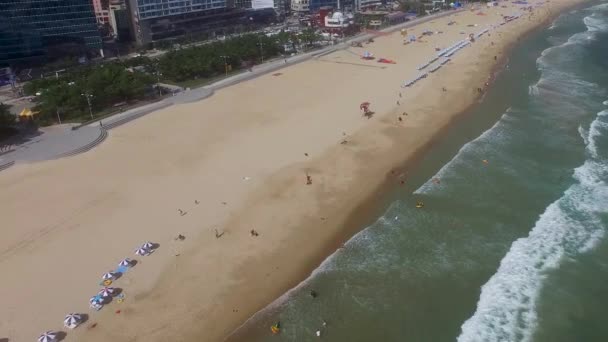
[
  {"left": 398, "top": 117, "right": 403, "bottom": 122},
  {"left": 306, "top": 174, "right": 313, "bottom": 185},
  {"left": 250, "top": 229, "right": 259, "bottom": 237}
]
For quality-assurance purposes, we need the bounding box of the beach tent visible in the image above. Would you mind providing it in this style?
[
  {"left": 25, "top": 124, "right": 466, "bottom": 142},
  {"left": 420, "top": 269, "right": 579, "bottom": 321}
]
[
  {"left": 99, "top": 287, "right": 116, "bottom": 298},
  {"left": 38, "top": 331, "right": 59, "bottom": 342},
  {"left": 64, "top": 313, "right": 83, "bottom": 329},
  {"left": 118, "top": 258, "right": 133, "bottom": 268}
]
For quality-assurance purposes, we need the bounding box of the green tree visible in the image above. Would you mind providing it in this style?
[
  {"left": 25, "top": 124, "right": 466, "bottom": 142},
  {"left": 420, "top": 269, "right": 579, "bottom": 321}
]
[
  {"left": 0, "top": 103, "right": 14, "bottom": 127},
  {"left": 0, "top": 103, "right": 17, "bottom": 139},
  {"left": 298, "top": 28, "right": 321, "bottom": 47},
  {"left": 30, "top": 62, "right": 154, "bottom": 124}
]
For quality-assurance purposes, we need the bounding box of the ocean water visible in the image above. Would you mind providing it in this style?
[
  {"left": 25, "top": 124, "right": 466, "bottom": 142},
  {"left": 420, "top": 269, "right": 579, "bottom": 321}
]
[{"left": 229, "top": 2, "right": 608, "bottom": 341}]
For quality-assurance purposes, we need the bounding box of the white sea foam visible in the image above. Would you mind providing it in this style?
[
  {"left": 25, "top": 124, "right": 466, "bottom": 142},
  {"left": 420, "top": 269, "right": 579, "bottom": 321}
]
[
  {"left": 583, "top": 14, "right": 608, "bottom": 32},
  {"left": 578, "top": 125, "right": 589, "bottom": 145},
  {"left": 587, "top": 110, "right": 608, "bottom": 158},
  {"left": 603, "top": 100, "right": 608, "bottom": 106},
  {"left": 457, "top": 110, "right": 608, "bottom": 342},
  {"left": 415, "top": 111, "right": 511, "bottom": 194}
]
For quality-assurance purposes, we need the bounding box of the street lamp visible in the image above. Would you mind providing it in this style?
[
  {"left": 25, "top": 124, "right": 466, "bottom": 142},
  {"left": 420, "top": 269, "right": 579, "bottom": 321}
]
[
  {"left": 81, "top": 93, "right": 94, "bottom": 120},
  {"left": 220, "top": 55, "right": 229, "bottom": 77},
  {"left": 257, "top": 38, "right": 264, "bottom": 63},
  {"left": 153, "top": 62, "right": 163, "bottom": 97}
]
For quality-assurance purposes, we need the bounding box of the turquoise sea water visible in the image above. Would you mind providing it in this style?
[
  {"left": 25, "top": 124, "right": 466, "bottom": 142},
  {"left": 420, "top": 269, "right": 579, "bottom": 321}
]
[{"left": 229, "top": 2, "right": 608, "bottom": 341}]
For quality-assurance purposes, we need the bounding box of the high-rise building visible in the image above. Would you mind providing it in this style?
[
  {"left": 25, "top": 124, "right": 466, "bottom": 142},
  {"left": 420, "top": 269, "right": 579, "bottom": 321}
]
[
  {"left": 308, "top": 0, "right": 336, "bottom": 11},
  {"left": 109, "top": 0, "right": 133, "bottom": 41},
  {"left": 127, "top": 0, "right": 279, "bottom": 46},
  {"left": 92, "top": 0, "right": 111, "bottom": 24},
  {"left": 127, "top": 0, "right": 229, "bottom": 45},
  {"left": 290, "top": 0, "right": 309, "bottom": 12},
  {"left": 0, "top": 0, "right": 102, "bottom": 66}
]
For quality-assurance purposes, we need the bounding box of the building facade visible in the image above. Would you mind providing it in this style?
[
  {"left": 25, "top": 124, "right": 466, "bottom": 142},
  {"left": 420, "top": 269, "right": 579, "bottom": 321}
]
[
  {"left": 127, "top": 0, "right": 278, "bottom": 46},
  {"left": 92, "top": 0, "right": 111, "bottom": 24},
  {"left": 308, "top": 0, "right": 336, "bottom": 11},
  {"left": 127, "top": 0, "right": 228, "bottom": 44},
  {"left": 0, "top": 0, "right": 102, "bottom": 66},
  {"left": 290, "top": 0, "right": 309, "bottom": 12},
  {"left": 108, "top": 0, "right": 133, "bottom": 40}
]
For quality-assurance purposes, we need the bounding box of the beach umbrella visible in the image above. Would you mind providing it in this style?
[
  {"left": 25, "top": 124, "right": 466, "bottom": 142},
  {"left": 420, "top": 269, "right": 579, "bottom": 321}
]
[
  {"left": 38, "top": 331, "right": 58, "bottom": 342},
  {"left": 90, "top": 295, "right": 103, "bottom": 304},
  {"left": 118, "top": 258, "right": 133, "bottom": 267},
  {"left": 98, "top": 287, "right": 116, "bottom": 298},
  {"left": 141, "top": 242, "right": 155, "bottom": 250},
  {"left": 64, "top": 313, "right": 82, "bottom": 329},
  {"left": 135, "top": 247, "right": 150, "bottom": 256},
  {"left": 102, "top": 272, "right": 116, "bottom": 280}
]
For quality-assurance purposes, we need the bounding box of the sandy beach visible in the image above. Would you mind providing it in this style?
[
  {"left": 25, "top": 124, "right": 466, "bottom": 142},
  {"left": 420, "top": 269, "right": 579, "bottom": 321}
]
[{"left": 0, "top": 1, "right": 585, "bottom": 341}]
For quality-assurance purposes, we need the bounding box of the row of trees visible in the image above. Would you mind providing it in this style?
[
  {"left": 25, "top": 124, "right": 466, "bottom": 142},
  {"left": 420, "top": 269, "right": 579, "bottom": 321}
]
[
  {"left": 24, "top": 63, "right": 155, "bottom": 124},
  {"left": 25, "top": 31, "right": 324, "bottom": 124},
  {"left": 158, "top": 33, "right": 281, "bottom": 82},
  {"left": 155, "top": 30, "right": 323, "bottom": 82}
]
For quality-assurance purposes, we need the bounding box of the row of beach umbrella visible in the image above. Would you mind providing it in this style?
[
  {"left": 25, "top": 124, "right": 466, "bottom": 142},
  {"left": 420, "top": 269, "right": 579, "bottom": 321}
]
[
  {"left": 38, "top": 242, "right": 158, "bottom": 341},
  {"left": 402, "top": 72, "right": 428, "bottom": 88},
  {"left": 438, "top": 39, "right": 468, "bottom": 57},
  {"left": 417, "top": 56, "right": 440, "bottom": 71},
  {"left": 445, "top": 40, "right": 470, "bottom": 58},
  {"left": 476, "top": 28, "right": 490, "bottom": 38}
]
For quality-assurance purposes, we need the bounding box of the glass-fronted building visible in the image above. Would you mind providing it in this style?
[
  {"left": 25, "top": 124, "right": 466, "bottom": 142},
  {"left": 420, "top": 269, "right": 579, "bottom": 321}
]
[
  {"left": 0, "top": 0, "right": 102, "bottom": 66},
  {"left": 134, "top": 0, "right": 227, "bottom": 19},
  {"left": 308, "top": 0, "right": 336, "bottom": 11}
]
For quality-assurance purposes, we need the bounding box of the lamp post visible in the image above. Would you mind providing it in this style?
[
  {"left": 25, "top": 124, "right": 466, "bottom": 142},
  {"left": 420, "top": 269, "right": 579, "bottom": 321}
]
[
  {"left": 56, "top": 107, "right": 62, "bottom": 124},
  {"left": 257, "top": 38, "right": 264, "bottom": 63},
  {"left": 220, "top": 55, "right": 229, "bottom": 77},
  {"left": 156, "top": 70, "right": 162, "bottom": 97},
  {"left": 81, "top": 93, "right": 94, "bottom": 120}
]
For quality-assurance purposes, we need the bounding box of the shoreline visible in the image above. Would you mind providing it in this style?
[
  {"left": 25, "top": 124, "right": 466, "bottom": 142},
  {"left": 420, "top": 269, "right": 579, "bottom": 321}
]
[
  {"left": 0, "top": 1, "right": 590, "bottom": 341},
  {"left": 223, "top": 0, "right": 591, "bottom": 340}
]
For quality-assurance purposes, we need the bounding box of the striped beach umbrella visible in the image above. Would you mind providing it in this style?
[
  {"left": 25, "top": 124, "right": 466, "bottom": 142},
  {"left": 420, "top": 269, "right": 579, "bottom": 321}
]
[
  {"left": 141, "top": 242, "right": 155, "bottom": 250},
  {"left": 102, "top": 272, "right": 116, "bottom": 280},
  {"left": 38, "top": 331, "right": 58, "bottom": 342},
  {"left": 64, "top": 313, "right": 82, "bottom": 329},
  {"left": 118, "top": 258, "right": 133, "bottom": 267},
  {"left": 98, "top": 287, "right": 116, "bottom": 298},
  {"left": 135, "top": 247, "right": 150, "bottom": 256}
]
